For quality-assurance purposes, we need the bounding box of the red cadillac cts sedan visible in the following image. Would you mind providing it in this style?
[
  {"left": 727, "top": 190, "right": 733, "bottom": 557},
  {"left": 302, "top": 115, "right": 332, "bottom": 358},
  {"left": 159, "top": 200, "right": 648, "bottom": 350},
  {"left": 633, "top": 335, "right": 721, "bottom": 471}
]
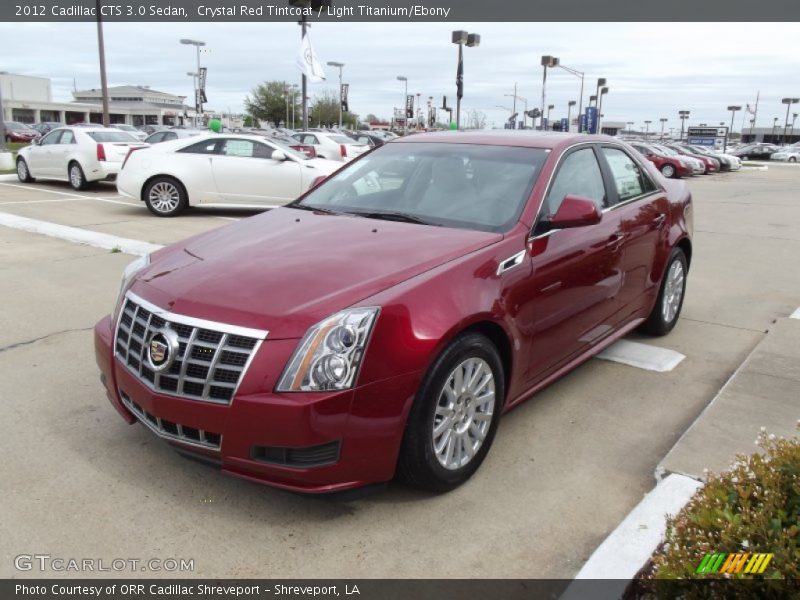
[{"left": 94, "top": 131, "right": 693, "bottom": 493}]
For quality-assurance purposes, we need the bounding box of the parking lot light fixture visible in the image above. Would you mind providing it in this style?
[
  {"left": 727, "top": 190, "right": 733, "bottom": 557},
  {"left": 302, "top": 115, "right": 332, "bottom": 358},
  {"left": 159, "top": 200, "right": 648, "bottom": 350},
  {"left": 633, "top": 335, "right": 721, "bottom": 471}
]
[
  {"left": 781, "top": 98, "right": 799, "bottom": 145},
  {"left": 327, "top": 61, "right": 345, "bottom": 129},
  {"left": 792, "top": 112, "right": 798, "bottom": 140},
  {"left": 555, "top": 62, "right": 585, "bottom": 131},
  {"left": 659, "top": 117, "right": 668, "bottom": 140},
  {"left": 726, "top": 106, "right": 741, "bottom": 152},
  {"left": 453, "top": 31, "right": 480, "bottom": 130},
  {"left": 644, "top": 120, "right": 652, "bottom": 140},
  {"left": 597, "top": 86, "right": 608, "bottom": 133},
  {"left": 678, "top": 110, "right": 691, "bottom": 141},
  {"left": 397, "top": 76, "right": 408, "bottom": 134},
  {"left": 567, "top": 100, "right": 576, "bottom": 132},
  {"left": 539, "top": 56, "right": 560, "bottom": 131},
  {"left": 181, "top": 38, "right": 206, "bottom": 126},
  {"left": 589, "top": 94, "right": 597, "bottom": 107}
]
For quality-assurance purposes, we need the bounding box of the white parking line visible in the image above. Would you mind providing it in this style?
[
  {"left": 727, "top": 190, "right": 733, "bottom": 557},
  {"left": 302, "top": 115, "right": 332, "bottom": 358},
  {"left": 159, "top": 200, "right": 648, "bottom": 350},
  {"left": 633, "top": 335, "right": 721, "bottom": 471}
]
[
  {"left": 596, "top": 339, "right": 685, "bottom": 372},
  {"left": 0, "top": 211, "right": 163, "bottom": 256},
  {"left": 790, "top": 307, "right": 800, "bottom": 320},
  {"left": 0, "top": 197, "right": 86, "bottom": 206}
]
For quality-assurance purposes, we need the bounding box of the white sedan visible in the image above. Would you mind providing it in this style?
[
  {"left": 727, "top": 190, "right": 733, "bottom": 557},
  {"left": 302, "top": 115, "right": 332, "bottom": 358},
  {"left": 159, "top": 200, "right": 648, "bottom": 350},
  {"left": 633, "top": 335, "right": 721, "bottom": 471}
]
[
  {"left": 771, "top": 147, "right": 800, "bottom": 163},
  {"left": 292, "top": 131, "right": 370, "bottom": 162},
  {"left": 117, "top": 134, "right": 342, "bottom": 216},
  {"left": 16, "top": 127, "right": 146, "bottom": 190}
]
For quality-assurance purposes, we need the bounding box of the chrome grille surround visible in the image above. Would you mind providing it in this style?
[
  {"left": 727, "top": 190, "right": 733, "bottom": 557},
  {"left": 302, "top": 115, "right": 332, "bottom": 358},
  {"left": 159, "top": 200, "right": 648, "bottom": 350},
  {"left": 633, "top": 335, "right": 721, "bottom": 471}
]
[
  {"left": 114, "top": 291, "right": 267, "bottom": 405},
  {"left": 119, "top": 390, "right": 222, "bottom": 451}
]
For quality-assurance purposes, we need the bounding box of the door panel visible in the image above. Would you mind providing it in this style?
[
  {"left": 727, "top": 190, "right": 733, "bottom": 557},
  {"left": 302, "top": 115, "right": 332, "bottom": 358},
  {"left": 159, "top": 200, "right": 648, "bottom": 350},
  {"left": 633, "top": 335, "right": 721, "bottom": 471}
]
[{"left": 28, "top": 130, "right": 61, "bottom": 176}]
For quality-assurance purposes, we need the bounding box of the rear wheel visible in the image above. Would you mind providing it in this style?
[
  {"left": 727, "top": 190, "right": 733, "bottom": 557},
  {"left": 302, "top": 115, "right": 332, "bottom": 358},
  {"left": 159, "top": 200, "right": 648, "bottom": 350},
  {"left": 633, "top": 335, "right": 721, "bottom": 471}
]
[
  {"left": 790, "top": 157, "right": 797, "bottom": 163},
  {"left": 398, "top": 333, "right": 504, "bottom": 492},
  {"left": 640, "top": 247, "right": 687, "bottom": 336},
  {"left": 16, "top": 158, "right": 35, "bottom": 183},
  {"left": 661, "top": 164, "right": 676, "bottom": 178},
  {"left": 144, "top": 177, "right": 188, "bottom": 217},
  {"left": 68, "top": 161, "right": 87, "bottom": 190}
]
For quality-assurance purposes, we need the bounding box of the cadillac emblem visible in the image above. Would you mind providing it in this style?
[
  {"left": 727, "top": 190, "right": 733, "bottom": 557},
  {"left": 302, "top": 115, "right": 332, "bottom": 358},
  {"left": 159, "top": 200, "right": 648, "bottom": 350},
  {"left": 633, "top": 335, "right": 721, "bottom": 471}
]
[{"left": 146, "top": 328, "right": 179, "bottom": 372}]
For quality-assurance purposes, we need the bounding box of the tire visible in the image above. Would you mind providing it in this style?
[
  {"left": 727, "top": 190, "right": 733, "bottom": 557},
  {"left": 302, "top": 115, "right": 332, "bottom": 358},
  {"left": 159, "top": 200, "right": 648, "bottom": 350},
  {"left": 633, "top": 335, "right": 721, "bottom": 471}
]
[
  {"left": 397, "top": 332, "right": 504, "bottom": 492},
  {"left": 640, "top": 247, "right": 688, "bottom": 336},
  {"left": 143, "top": 177, "right": 188, "bottom": 217},
  {"left": 741, "top": 155, "right": 749, "bottom": 161},
  {"left": 16, "top": 158, "right": 35, "bottom": 183},
  {"left": 68, "top": 161, "right": 88, "bottom": 190},
  {"left": 661, "top": 164, "right": 676, "bottom": 178},
  {"left": 790, "top": 157, "right": 797, "bottom": 163}
]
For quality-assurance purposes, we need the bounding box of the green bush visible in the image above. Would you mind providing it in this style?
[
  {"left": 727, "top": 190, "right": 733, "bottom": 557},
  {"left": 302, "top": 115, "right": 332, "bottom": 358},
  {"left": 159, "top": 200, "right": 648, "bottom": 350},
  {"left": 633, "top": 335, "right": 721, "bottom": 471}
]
[{"left": 650, "top": 427, "right": 799, "bottom": 591}]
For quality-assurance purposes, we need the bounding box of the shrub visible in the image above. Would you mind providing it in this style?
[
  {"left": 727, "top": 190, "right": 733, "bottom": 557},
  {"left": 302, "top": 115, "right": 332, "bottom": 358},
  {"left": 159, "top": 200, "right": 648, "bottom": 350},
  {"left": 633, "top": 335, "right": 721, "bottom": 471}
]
[{"left": 647, "top": 427, "right": 799, "bottom": 596}]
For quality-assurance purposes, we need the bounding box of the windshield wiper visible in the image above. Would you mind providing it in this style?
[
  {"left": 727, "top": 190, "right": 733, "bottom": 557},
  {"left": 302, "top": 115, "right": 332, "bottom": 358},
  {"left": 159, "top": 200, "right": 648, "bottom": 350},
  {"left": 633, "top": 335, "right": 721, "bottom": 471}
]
[
  {"left": 288, "top": 204, "right": 340, "bottom": 215},
  {"left": 351, "top": 210, "right": 438, "bottom": 226}
]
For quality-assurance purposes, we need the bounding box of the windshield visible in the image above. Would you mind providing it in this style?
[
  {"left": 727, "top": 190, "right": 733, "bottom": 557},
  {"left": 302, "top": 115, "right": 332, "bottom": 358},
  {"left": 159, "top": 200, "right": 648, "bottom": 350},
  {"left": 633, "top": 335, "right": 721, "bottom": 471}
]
[
  {"left": 294, "top": 142, "right": 547, "bottom": 233},
  {"left": 87, "top": 131, "right": 139, "bottom": 143},
  {"left": 6, "top": 122, "right": 33, "bottom": 131},
  {"left": 329, "top": 134, "right": 359, "bottom": 145},
  {"left": 116, "top": 125, "right": 137, "bottom": 132},
  {"left": 654, "top": 145, "right": 679, "bottom": 156}
]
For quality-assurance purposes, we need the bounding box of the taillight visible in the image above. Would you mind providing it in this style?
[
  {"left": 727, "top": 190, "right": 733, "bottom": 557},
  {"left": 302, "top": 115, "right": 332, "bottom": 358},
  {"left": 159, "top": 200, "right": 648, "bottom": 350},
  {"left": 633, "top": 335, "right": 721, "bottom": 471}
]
[
  {"left": 305, "top": 145, "right": 317, "bottom": 158},
  {"left": 96, "top": 143, "right": 106, "bottom": 161},
  {"left": 121, "top": 146, "right": 143, "bottom": 170},
  {"left": 311, "top": 175, "right": 327, "bottom": 188},
  {"left": 340, "top": 144, "right": 347, "bottom": 158}
]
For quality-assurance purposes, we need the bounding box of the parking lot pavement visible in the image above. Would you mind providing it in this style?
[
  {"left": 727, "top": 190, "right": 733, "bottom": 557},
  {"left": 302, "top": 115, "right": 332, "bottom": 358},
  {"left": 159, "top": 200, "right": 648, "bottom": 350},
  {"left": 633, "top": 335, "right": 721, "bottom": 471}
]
[{"left": 1, "top": 168, "right": 799, "bottom": 579}]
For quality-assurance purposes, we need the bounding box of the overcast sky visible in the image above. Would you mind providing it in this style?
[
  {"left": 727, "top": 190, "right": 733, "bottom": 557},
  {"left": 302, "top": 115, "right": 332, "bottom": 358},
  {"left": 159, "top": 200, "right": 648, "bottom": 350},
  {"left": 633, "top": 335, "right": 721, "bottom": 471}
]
[{"left": 1, "top": 21, "right": 798, "bottom": 130}]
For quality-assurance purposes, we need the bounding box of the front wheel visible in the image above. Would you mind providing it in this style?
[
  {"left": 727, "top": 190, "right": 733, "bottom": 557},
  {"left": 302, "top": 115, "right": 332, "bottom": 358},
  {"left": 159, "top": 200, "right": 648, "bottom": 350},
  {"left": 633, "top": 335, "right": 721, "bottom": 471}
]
[
  {"left": 143, "top": 177, "right": 188, "bottom": 217},
  {"left": 397, "top": 333, "right": 504, "bottom": 492},
  {"left": 790, "top": 157, "right": 797, "bottom": 163},
  {"left": 661, "top": 164, "right": 676, "bottom": 178},
  {"left": 640, "top": 247, "right": 688, "bottom": 336},
  {"left": 16, "top": 158, "right": 35, "bottom": 183}
]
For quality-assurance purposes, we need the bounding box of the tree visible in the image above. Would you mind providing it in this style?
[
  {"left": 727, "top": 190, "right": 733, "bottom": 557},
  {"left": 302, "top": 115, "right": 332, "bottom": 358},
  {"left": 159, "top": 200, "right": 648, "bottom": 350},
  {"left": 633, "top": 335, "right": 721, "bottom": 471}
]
[
  {"left": 310, "top": 89, "right": 359, "bottom": 128},
  {"left": 244, "top": 81, "right": 300, "bottom": 128},
  {"left": 365, "top": 113, "right": 378, "bottom": 123},
  {"left": 466, "top": 109, "right": 487, "bottom": 130}
]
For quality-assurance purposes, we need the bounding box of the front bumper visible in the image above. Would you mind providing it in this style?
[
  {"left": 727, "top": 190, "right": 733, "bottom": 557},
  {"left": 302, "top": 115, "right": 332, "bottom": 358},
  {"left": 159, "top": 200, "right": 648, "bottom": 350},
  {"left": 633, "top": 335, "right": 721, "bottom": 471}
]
[{"left": 94, "top": 314, "right": 420, "bottom": 493}]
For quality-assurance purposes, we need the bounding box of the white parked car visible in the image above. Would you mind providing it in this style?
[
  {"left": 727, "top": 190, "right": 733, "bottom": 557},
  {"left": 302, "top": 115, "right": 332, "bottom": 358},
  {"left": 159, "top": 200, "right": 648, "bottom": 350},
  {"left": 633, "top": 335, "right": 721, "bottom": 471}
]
[
  {"left": 16, "top": 127, "right": 147, "bottom": 190},
  {"left": 771, "top": 147, "right": 800, "bottom": 163},
  {"left": 292, "top": 131, "right": 370, "bottom": 162},
  {"left": 117, "top": 134, "right": 342, "bottom": 216},
  {"left": 113, "top": 124, "right": 148, "bottom": 142}
]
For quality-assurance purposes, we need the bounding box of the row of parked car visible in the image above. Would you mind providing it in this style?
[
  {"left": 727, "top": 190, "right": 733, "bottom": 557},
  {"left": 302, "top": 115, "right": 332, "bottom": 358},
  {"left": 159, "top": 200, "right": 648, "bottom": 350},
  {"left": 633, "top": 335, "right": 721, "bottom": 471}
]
[{"left": 627, "top": 141, "right": 741, "bottom": 178}]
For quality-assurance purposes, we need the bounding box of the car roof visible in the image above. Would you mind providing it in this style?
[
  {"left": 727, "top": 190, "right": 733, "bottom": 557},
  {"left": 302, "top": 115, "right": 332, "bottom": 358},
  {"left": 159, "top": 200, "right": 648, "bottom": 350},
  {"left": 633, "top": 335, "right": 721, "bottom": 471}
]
[{"left": 393, "top": 130, "right": 618, "bottom": 149}]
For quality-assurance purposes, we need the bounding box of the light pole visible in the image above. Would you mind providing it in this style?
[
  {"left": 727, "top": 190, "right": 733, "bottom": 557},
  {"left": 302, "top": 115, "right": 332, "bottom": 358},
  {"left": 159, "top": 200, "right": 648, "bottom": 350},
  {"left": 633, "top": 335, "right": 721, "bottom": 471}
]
[
  {"left": 397, "top": 76, "right": 408, "bottom": 135},
  {"left": 327, "top": 61, "right": 345, "bottom": 129},
  {"left": 678, "top": 110, "right": 690, "bottom": 141},
  {"left": 594, "top": 78, "right": 607, "bottom": 132},
  {"left": 453, "top": 30, "right": 480, "bottom": 130},
  {"left": 546, "top": 104, "right": 554, "bottom": 130},
  {"left": 772, "top": 117, "right": 779, "bottom": 141},
  {"left": 95, "top": 0, "right": 110, "bottom": 126},
  {"left": 554, "top": 61, "right": 585, "bottom": 132},
  {"left": 659, "top": 117, "right": 668, "bottom": 140},
  {"left": 0, "top": 80, "right": 6, "bottom": 152},
  {"left": 181, "top": 38, "right": 206, "bottom": 126},
  {"left": 791, "top": 112, "right": 798, "bottom": 141},
  {"left": 726, "top": 106, "right": 741, "bottom": 152},
  {"left": 283, "top": 83, "right": 289, "bottom": 128},
  {"left": 416, "top": 92, "right": 421, "bottom": 130},
  {"left": 644, "top": 120, "right": 651, "bottom": 140},
  {"left": 626, "top": 121, "right": 634, "bottom": 134},
  {"left": 540, "top": 56, "right": 560, "bottom": 131},
  {"left": 597, "top": 86, "right": 608, "bottom": 134},
  {"left": 781, "top": 98, "right": 799, "bottom": 145},
  {"left": 567, "top": 100, "right": 576, "bottom": 132},
  {"left": 186, "top": 72, "right": 198, "bottom": 126},
  {"left": 290, "top": 84, "right": 298, "bottom": 129}
]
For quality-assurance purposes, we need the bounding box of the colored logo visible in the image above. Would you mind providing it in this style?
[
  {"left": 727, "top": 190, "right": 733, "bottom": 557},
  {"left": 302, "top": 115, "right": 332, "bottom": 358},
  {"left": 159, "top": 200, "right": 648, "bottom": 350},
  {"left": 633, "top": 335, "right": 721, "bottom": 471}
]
[
  {"left": 147, "top": 328, "right": 178, "bottom": 372},
  {"left": 696, "top": 552, "right": 773, "bottom": 575}
]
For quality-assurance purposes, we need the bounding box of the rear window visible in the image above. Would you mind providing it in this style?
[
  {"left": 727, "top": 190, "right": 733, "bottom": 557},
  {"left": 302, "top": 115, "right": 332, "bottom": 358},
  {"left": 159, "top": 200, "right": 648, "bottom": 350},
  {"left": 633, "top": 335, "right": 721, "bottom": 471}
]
[
  {"left": 87, "top": 131, "right": 138, "bottom": 143},
  {"left": 329, "top": 135, "right": 355, "bottom": 144}
]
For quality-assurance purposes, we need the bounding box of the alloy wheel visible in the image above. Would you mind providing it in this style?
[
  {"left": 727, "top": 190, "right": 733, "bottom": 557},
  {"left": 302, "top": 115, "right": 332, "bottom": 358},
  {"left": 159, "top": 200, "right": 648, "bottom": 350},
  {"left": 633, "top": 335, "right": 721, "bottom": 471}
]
[
  {"left": 662, "top": 259, "right": 685, "bottom": 324},
  {"left": 148, "top": 181, "right": 181, "bottom": 213},
  {"left": 432, "top": 357, "right": 495, "bottom": 471},
  {"left": 662, "top": 165, "right": 675, "bottom": 178},
  {"left": 17, "top": 160, "right": 28, "bottom": 181}
]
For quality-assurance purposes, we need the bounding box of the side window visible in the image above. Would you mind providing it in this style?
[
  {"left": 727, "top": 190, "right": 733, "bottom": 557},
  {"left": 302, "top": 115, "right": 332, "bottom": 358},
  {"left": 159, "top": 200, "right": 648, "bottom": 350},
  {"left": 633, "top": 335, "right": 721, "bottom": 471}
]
[
  {"left": 148, "top": 133, "right": 164, "bottom": 143},
  {"left": 163, "top": 132, "right": 177, "bottom": 141},
  {"left": 542, "top": 148, "right": 606, "bottom": 218},
  {"left": 222, "top": 139, "right": 257, "bottom": 157},
  {"left": 602, "top": 147, "right": 655, "bottom": 202},
  {"left": 178, "top": 139, "right": 221, "bottom": 155},
  {"left": 40, "top": 130, "right": 62, "bottom": 145},
  {"left": 59, "top": 130, "right": 75, "bottom": 144}
]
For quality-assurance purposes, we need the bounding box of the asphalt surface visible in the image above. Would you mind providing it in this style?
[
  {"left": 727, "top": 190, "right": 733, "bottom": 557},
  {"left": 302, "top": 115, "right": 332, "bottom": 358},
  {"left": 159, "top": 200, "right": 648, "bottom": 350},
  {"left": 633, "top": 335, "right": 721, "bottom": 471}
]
[{"left": 1, "top": 165, "right": 799, "bottom": 579}]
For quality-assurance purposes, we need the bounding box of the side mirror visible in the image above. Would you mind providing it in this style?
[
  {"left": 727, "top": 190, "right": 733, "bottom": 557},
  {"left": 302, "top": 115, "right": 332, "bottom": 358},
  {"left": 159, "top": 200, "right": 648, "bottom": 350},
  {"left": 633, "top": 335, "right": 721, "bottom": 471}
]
[
  {"left": 549, "top": 195, "right": 602, "bottom": 229},
  {"left": 271, "top": 150, "right": 288, "bottom": 161}
]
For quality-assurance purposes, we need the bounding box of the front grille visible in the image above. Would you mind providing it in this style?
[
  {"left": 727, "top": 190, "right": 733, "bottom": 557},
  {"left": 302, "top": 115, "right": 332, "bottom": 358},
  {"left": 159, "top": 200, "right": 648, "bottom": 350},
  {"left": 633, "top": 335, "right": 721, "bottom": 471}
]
[
  {"left": 114, "top": 292, "right": 267, "bottom": 405},
  {"left": 119, "top": 390, "right": 222, "bottom": 451}
]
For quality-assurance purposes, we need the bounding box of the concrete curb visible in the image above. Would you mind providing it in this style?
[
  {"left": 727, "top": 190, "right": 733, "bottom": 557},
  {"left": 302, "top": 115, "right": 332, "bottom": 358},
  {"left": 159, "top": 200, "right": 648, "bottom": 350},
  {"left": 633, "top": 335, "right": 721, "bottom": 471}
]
[{"left": 0, "top": 211, "right": 163, "bottom": 256}]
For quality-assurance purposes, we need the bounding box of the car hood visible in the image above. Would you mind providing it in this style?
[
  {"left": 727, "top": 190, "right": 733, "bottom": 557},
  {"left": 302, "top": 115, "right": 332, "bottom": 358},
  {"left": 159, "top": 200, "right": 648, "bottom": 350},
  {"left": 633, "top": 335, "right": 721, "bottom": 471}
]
[{"left": 135, "top": 207, "right": 502, "bottom": 339}]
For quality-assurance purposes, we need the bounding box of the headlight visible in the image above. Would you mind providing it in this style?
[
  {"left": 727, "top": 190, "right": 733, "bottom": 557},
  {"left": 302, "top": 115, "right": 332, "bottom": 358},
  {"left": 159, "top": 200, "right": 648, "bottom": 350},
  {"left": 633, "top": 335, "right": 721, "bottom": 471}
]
[
  {"left": 276, "top": 307, "right": 380, "bottom": 392},
  {"left": 112, "top": 254, "right": 150, "bottom": 320}
]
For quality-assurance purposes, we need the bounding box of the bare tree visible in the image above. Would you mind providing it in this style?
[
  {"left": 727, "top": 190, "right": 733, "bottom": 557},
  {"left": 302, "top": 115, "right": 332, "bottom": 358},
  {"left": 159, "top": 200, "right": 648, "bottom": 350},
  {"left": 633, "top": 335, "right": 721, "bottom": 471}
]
[{"left": 466, "top": 109, "right": 487, "bottom": 130}]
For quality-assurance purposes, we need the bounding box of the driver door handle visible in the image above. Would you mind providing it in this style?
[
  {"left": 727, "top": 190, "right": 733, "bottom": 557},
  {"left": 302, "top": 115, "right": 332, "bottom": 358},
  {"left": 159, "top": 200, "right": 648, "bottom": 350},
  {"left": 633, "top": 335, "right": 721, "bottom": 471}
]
[
  {"left": 652, "top": 214, "right": 666, "bottom": 229},
  {"left": 606, "top": 232, "right": 626, "bottom": 249}
]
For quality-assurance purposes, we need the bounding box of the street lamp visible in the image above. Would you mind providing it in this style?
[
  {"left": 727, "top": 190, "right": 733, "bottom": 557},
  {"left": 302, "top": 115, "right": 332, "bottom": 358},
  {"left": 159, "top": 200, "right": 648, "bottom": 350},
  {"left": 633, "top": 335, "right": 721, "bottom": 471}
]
[
  {"left": 659, "top": 117, "right": 668, "bottom": 140},
  {"left": 327, "top": 61, "right": 345, "bottom": 129},
  {"left": 181, "top": 38, "right": 206, "bottom": 126},
  {"left": 453, "top": 30, "right": 480, "bottom": 130},
  {"left": 290, "top": 84, "right": 298, "bottom": 129},
  {"left": 186, "top": 72, "right": 198, "bottom": 126},
  {"left": 397, "top": 76, "right": 408, "bottom": 135},
  {"left": 567, "top": 100, "right": 576, "bottom": 132},
  {"left": 726, "top": 105, "right": 741, "bottom": 152},
  {"left": 505, "top": 90, "right": 528, "bottom": 129},
  {"left": 594, "top": 78, "right": 607, "bottom": 131},
  {"left": 772, "top": 117, "right": 779, "bottom": 141},
  {"left": 644, "top": 120, "right": 652, "bottom": 140},
  {"left": 597, "top": 86, "right": 608, "bottom": 133},
  {"left": 546, "top": 104, "right": 554, "bottom": 130},
  {"left": 554, "top": 61, "right": 585, "bottom": 132},
  {"left": 678, "top": 110, "right": 690, "bottom": 141},
  {"left": 539, "top": 56, "right": 560, "bottom": 131},
  {"left": 781, "top": 98, "right": 799, "bottom": 145},
  {"left": 792, "top": 112, "right": 798, "bottom": 141},
  {"left": 626, "top": 121, "right": 634, "bottom": 134}
]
